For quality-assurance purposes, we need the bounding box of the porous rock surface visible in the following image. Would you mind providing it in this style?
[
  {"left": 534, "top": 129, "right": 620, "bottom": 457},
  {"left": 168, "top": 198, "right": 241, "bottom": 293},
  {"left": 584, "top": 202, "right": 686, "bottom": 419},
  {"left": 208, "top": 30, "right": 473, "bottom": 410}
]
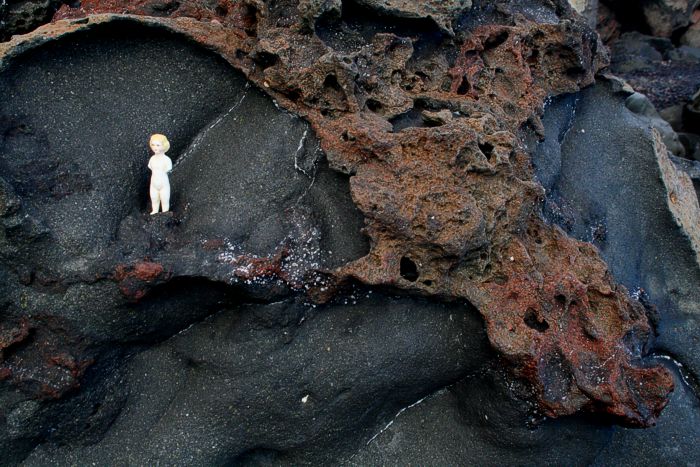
[
  {"left": 531, "top": 75, "right": 700, "bottom": 407},
  {"left": 0, "top": 0, "right": 697, "bottom": 464},
  {"left": 0, "top": 0, "right": 68, "bottom": 41}
]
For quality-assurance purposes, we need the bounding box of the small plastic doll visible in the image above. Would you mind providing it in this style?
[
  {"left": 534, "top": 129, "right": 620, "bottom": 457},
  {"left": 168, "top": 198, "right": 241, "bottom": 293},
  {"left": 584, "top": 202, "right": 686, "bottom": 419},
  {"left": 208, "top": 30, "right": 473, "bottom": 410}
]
[{"left": 148, "top": 134, "right": 173, "bottom": 214}]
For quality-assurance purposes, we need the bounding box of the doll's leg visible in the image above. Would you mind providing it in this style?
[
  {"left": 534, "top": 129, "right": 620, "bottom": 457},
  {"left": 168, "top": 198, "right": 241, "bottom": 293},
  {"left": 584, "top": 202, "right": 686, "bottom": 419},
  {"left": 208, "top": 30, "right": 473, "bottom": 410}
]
[
  {"left": 150, "top": 186, "right": 160, "bottom": 214},
  {"left": 160, "top": 186, "right": 170, "bottom": 212}
]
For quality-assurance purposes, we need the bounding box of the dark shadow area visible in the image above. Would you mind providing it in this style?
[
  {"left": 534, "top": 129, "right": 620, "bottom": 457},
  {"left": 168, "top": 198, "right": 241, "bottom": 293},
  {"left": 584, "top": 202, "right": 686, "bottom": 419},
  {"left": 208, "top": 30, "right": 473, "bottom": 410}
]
[
  {"left": 120, "top": 276, "right": 245, "bottom": 343},
  {"left": 389, "top": 98, "right": 455, "bottom": 132},
  {"left": 232, "top": 447, "right": 283, "bottom": 465},
  {"left": 400, "top": 256, "right": 419, "bottom": 282},
  {"left": 304, "top": 156, "right": 371, "bottom": 269},
  {"left": 316, "top": 0, "right": 446, "bottom": 54},
  {"left": 350, "top": 358, "right": 615, "bottom": 465},
  {"left": 599, "top": 0, "right": 652, "bottom": 36}
]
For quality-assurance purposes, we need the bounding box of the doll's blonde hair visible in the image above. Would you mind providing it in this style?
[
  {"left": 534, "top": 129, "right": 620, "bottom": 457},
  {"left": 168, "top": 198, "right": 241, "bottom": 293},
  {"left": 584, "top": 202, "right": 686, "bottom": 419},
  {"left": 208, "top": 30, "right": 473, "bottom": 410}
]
[{"left": 150, "top": 133, "right": 170, "bottom": 152}]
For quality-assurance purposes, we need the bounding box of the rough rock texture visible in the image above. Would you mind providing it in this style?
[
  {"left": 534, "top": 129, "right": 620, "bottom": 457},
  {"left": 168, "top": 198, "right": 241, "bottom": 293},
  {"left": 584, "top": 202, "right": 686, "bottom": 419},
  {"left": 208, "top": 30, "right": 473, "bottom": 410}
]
[
  {"left": 609, "top": 31, "right": 700, "bottom": 110},
  {"left": 530, "top": 76, "right": 700, "bottom": 414},
  {"left": 602, "top": 0, "right": 700, "bottom": 37},
  {"left": 624, "top": 89, "right": 685, "bottom": 156},
  {"left": 681, "top": 11, "right": 700, "bottom": 47},
  {"left": 569, "top": 0, "right": 599, "bottom": 25},
  {"left": 0, "top": 0, "right": 694, "bottom": 464},
  {"left": 0, "top": 0, "right": 68, "bottom": 41},
  {"left": 641, "top": 0, "right": 700, "bottom": 37},
  {"left": 528, "top": 74, "right": 700, "bottom": 464},
  {"left": 348, "top": 359, "right": 700, "bottom": 465}
]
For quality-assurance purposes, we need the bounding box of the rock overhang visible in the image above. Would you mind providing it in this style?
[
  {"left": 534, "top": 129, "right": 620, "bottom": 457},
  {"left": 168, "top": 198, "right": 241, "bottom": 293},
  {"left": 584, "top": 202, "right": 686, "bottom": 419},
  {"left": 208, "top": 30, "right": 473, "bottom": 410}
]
[{"left": 0, "top": 2, "right": 681, "bottom": 454}]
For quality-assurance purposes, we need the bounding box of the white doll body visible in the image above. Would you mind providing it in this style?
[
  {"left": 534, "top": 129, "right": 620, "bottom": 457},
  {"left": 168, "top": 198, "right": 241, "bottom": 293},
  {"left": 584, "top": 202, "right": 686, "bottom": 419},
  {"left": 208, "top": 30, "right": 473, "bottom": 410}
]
[{"left": 148, "top": 138, "right": 173, "bottom": 214}]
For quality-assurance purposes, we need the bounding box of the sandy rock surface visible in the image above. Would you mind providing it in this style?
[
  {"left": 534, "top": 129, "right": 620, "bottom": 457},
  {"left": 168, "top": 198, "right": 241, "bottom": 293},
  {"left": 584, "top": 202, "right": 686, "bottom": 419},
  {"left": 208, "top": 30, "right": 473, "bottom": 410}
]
[{"left": 0, "top": 0, "right": 699, "bottom": 464}]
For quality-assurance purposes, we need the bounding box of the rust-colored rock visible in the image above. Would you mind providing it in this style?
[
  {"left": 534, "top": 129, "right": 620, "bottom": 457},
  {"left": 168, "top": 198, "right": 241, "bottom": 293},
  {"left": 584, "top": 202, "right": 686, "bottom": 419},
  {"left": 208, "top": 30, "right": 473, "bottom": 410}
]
[
  {"left": 0, "top": 0, "right": 671, "bottom": 426},
  {"left": 477, "top": 225, "right": 673, "bottom": 423},
  {"left": 114, "top": 260, "right": 169, "bottom": 300},
  {"left": 217, "top": 244, "right": 289, "bottom": 281},
  {"left": 0, "top": 316, "right": 92, "bottom": 399},
  {"left": 0, "top": 317, "right": 30, "bottom": 356},
  {"left": 54, "top": 0, "right": 244, "bottom": 26}
]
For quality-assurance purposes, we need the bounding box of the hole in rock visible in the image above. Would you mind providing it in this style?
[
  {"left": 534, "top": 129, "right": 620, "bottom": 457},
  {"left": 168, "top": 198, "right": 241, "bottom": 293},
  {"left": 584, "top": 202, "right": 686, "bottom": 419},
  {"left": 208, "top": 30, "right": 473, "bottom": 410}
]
[
  {"left": 315, "top": 0, "right": 446, "bottom": 54},
  {"left": 323, "top": 74, "right": 343, "bottom": 91},
  {"left": 400, "top": 256, "right": 419, "bottom": 282},
  {"left": 527, "top": 48, "right": 540, "bottom": 65},
  {"left": 241, "top": 4, "right": 258, "bottom": 36},
  {"left": 252, "top": 51, "right": 279, "bottom": 70},
  {"left": 565, "top": 66, "right": 586, "bottom": 78},
  {"left": 524, "top": 308, "right": 549, "bottom": 332},
  {"left": 284, "top": 88, "right": 302, "bottom": 101},
  {"left": 390, "top": 107, "right": 425, "bottom": 131},
  {"left": 479, "top": 141, "right": 495, "bottom": 161},
  {"left": 456, "top": 76, "right": 471, "bottom": 95},
  {"left": 598, "top": 0, "right": 651, "bottom": 35},
  {"left": 389, "top": 98, "right": 452, "bottom": 132},
  {"left": 365, "top": 98, "right": 383, "bottom": 113},
  {"left": 484, "top": 30, "right": 509, "bottom": 50}
]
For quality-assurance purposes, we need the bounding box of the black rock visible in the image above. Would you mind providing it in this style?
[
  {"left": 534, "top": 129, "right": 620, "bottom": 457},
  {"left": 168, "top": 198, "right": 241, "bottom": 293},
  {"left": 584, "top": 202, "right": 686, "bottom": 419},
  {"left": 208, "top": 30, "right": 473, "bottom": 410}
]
[{"left": 21, "top": 294, "right": 492, "bottom": 465}]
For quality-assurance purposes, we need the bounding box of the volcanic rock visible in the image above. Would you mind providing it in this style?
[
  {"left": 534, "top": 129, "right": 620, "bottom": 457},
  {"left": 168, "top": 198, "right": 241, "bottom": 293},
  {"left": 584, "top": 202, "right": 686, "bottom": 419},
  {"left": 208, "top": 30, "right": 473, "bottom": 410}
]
[
  {"left": 681, "top": 15, "right": 700, "bottom": 47},
  {"left": 569, "top": 0, "right": 599, "bottom": 25},
  {"left": 0, "top": 0, "right": 67, "bottom": 41},
  {"left": 641, "top": 0, "right": 699, "bottom": 37},
  {"left": 351, "top": 358, "right": 700, "bottom": 465},
  {"left": 531, "top": 76, "right": 700, "bottom": 398},
  {"left": 609, "top": 31, "right": 700, "bottom": 110},
  {"left": 0, "top": 0, "right": 693, "bottom": 464},
  {"left": 602, "top": 0, "right": 700, "bottom": 37},
  {"left": 21, "top": 295, "right": 491, "bottom": 465}
]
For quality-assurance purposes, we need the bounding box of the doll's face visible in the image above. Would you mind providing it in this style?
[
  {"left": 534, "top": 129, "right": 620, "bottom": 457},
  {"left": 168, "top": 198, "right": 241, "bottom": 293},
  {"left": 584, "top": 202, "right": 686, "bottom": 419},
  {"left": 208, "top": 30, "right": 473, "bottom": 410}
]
[{"left": 150, "top": 139, "right": 164, "bottom": 154}]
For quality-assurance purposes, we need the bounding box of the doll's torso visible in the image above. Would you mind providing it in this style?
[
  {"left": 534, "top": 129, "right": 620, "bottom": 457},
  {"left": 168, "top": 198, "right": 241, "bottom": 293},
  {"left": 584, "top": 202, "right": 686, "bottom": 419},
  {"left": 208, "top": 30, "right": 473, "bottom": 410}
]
[{"left": 149, "top": 155, "right": 172, "bottom": 190}]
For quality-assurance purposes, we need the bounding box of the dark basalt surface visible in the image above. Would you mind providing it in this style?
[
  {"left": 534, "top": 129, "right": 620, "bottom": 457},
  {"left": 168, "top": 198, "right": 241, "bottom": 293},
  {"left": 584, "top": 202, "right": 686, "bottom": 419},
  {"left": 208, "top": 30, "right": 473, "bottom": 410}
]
[
  {"left": 22, "top": 294, "right": 491, "bottom": 465},
  {"left": 350, "top": 359, "right": 700, "bottom": 465},
  {"left": 0, "top": 21, "right": 377, "bottom": 464},
  {"left": 609, "top": 31, "right": 700, "bottom": 110},
  {"left": 1, "top": 22, "right": 246, "bottom": 262}
]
